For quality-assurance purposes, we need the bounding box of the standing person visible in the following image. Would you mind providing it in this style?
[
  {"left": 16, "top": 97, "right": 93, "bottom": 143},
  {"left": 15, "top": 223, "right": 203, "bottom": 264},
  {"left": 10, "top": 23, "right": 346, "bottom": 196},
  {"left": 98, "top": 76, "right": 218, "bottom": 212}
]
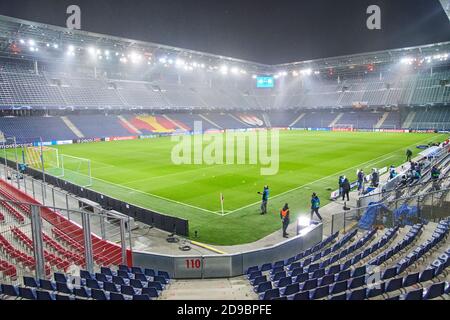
[
  {"left": 357, "top": 169, "right": 365, "bottom": 194},
  {"left": 338, "top": 176, "right": 344, "bottom": 198},
  {"left": 406, "top": 149, "right": 413, "bottom": 162},
  {"left": 258, "top": 185, "right": 269, "bottom": 215},
  {"left": 310, "top": 193, "right": 323, "bottom": 221},
  {"left": 371, "top": 168, "right": 379, "bottom": 187},
  {"left": 341, "top": 177, "right": 351, "bottom": 202},
  {"left": 280, "top": 203, "right": 290, "bottom": 238}
]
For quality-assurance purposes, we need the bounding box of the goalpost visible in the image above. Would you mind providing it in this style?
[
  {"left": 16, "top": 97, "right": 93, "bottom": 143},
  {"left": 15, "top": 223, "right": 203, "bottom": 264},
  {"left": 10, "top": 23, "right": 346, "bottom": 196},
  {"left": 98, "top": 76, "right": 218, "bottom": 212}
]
[
  {"left": 59, "top": 154, "right": 93, "bottom": 187},
  {"left": 331, "top": 124, "right": 354, "bottom": 132},
  {"left": 374, "top": 124, "right": 398, "bottom": 131}
]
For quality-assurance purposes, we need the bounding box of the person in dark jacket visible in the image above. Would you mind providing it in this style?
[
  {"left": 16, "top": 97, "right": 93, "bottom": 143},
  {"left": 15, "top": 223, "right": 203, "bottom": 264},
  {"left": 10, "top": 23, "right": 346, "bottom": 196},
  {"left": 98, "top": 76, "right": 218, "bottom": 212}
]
[
  {"left": 280, "top": 203, "right": 290, "bottom": 238},
  {"left": 371, "top": 169, "right": 379, "bottom": 187},
  {"left": 338, "top": 175, "right": 345, "bottom": 197},
  {"left": 357, "top": 169, "right": 365, "bottom": 194},
  {"left": 310, "top": 193, "right": 323, "bottom": 221},
  {"left": 258, "top": 185, "right": 269, "bottom": 215},
  {"left": 341, "top": 177, "right": 351, "bottom": 201},
  {"left": 406, "top": 149, "right": 413, "bottom": 162}
]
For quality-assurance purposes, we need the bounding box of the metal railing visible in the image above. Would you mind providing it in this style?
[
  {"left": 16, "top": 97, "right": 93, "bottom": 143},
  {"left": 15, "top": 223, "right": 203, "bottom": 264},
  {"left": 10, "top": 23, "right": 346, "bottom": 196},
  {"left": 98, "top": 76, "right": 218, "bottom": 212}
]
[
  {"left": 331, "top": 186, "right": 450, "bottom": 235},
  {"left": 0, "top": 172, "right": 133, "bottom": 284}
]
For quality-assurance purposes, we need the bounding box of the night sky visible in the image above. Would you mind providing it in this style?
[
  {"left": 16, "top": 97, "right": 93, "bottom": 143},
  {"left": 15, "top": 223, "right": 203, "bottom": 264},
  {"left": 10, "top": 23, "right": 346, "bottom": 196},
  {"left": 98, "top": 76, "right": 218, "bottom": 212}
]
[{"left": 0, "top": 0, "right": 449, "bottom": 64}]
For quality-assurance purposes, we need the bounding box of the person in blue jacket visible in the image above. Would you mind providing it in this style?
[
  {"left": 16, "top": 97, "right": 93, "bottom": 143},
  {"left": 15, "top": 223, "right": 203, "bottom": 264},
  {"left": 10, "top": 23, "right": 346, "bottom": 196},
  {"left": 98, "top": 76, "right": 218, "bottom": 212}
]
[
  {"left": 310, "top": 193, "right": 323, "bottom": 221},
  {"left": 258, "top": 185, "right": 269, "bottom": 215}
]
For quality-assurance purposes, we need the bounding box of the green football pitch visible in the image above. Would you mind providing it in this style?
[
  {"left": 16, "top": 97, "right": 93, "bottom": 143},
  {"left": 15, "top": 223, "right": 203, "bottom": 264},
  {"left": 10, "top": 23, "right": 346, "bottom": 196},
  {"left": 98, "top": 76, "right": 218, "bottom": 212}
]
[{"left": 41, "top": 131, "right": 444, "bottom": 245}]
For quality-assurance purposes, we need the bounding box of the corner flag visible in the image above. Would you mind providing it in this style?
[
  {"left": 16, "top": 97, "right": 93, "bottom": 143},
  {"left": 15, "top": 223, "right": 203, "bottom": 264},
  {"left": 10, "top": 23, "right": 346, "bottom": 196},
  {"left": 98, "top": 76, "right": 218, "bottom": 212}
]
[{"left": 220, "top": 193, "right": 224, "bottom": 216}]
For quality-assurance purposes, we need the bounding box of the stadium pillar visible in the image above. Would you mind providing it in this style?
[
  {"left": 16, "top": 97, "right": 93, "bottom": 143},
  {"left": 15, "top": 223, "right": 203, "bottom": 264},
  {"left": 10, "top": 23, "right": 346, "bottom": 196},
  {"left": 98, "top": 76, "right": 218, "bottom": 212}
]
[
  {"left": 81, "top": 212, "right": 95, "bottom": 273},
  {"left": 30, "top": 205, "right": 46, "bottom": 280}
]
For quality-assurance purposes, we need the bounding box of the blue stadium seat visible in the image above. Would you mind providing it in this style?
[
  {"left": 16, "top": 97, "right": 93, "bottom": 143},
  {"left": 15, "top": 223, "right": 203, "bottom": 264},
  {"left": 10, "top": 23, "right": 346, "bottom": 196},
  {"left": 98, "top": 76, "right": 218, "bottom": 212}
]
[
  {"left": 55, "top": 294, "right": 74, "bottom": 301},
  {"left": 385, "top": 278, "right": 403, "bottom": 293},
  {"left": 293, "top": 272, "right": 309, "bottom": 284},
  {"left": 259, "top": 288, "right": 280, "bottom": 300},
  {"left": 91, "top": 288, "right": 108, "bottom": 300},
  {"left": 254, "top": 281, "right": 272, "bottom": 294},
  {"left": 56, "top": 281, "right": 73, "bottom": 295},
  {"left": 54, "top": 272, "right": 68, "bottom": 284},
  {"left": 74, "top": 286, "right": 91, "bottom": 298},
  {"left": 382, "top": 267, "right": 398, "bottom": 280},
  {"left": 291, "top": 291, "right": 310, "bottom": 300},
  {"left": 39, "top": 279, "right": 56, "bottom": 291},
  {"left": 1, "top": 284, "right": 19, "bottom": 297},
  {"left": 147, "top": 282, "right": 164, "bottom": 291},
  {"left": 248, "top": 271, "right": 262, "bottom": 281},
  {"left": 423, "top": 282, "right": 446, "bottom": 300},
  {"left": 131, "top": 266, "right": 144, "bottom": 274},
  {"left": 118, "top": 270, "right": 132, "bottom": 279},
  {"left": 110, "top": 292, "right": 126, "bottom": 300},
  {"left": 271, "top": 271, "right": 286, "bottom": 282},
  {"left": 300, "top": 279, "right": 318, "bottom": 291},
  {"left": 103, "top": 281, "right": 120, "bottom": 293},
  {"left": 327, "top": 265, "right": 341, "bottom": 275},
  {"left": 347, "top": 288, "right": 366, "bottom": 300},
  {"left": 95, "top": 273, "right": 111, "bottom": 283},
  {"left": 281, "top": 283, "right": 299, "bottom": 296},
  {"left": 119, "top": 265, "right": 130, "bottom": 272},
  {"left": 336, "top": 270, "right": 351, "bottom": 282},
  {"left": 23, "top": 276, "right": 39, "bottom": 288},
  {"left": 142, "top": 287, "right": 159, "bottom": 298},
  {"left": 101, "top": 266, "right": 114, "bottom": 276},
  {"left": 86, "top": 279, "right": 102, "bottom": 290},
  {"left": 130, "top": 279, "right": 146, "bottom": 289},
  {"left": 351, "top": 266, "right": 366, "bottom": 278},
  {"left": 402, "top": 272, "right": 419, "bottom": 287},
  {"left": 311, "top": 268, "right": 325, "bottom": 279},
  {"left": 276, "top": 276, "right": 292, "bottom": 289},
  {"left": 36, "top": 290, "right": 55, "bottom": 300},
  {"left": 246, "top": 266, "right": 259, "bottom": 274},
  {"left": 113, "top": 276, "right": 129, "bottom": 286},
  {"left": 288, "top": 262, "right": 301, "bottom": 272},
  {"left": 319, "top": 274, "right": 335, "bottom": 287},
  {"left": 270, "top": 267, "right": 284, "bottom": 276},
  {"left": 260, "top": 263, "right": 272, "bottom": 272},
  {"left": 419, "top": 268, "right": 435, "bottom": 283},
  {"left": 290, "top": 267, "right": 304, "bottom": 278},
  {"left": 19, "top": 287, "right": 37, "bottom": 300},
  {"left": 310, "top": 285, "right": 329, "bottom": 299},
  {"left": 121, "top": 285, "right": 141, "bottom": 296},
  {"left": 348, "top": 276, "right": 365, "bottom": 290},
  {"left": 330, "top": 281, "right": 348, "bottom": 295},
  {"left": 80, "top": 270, "right": 94, "bottom": 280},
  {"left": 402, "top": 288, "right": 423, "bottom": 300},
  {"left": 251, "top": 275, "right": 267, "bottom": 287},
  {"left": 135, "top": 273, "right": 151, "bottom": 282},
  {"left": 144, "top": 268, "right": 156, "bottom": 277}
]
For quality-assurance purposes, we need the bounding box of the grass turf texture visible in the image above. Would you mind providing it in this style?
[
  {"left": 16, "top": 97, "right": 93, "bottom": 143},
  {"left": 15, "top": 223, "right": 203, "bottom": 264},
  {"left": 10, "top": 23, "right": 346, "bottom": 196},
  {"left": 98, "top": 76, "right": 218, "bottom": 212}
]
[{"left": 44, "top": 131, "right": 444, "bottom": 245}]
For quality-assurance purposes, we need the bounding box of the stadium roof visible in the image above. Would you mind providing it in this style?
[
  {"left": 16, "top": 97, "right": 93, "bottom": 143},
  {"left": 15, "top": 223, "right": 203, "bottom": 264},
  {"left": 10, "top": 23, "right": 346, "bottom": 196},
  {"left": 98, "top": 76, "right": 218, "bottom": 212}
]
[
  {"left": 440, "top": 0, "right": 450, "bottom": 21},
  {"left": 0, "top": 14, "right": 449, "bottom": 76}
]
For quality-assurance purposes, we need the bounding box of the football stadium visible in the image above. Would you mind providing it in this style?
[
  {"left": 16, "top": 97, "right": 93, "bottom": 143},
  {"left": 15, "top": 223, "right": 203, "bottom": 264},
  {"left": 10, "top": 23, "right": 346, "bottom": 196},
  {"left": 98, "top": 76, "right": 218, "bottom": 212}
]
[{"left": 0, "top": 0, "right": 450, "bottom": 307}]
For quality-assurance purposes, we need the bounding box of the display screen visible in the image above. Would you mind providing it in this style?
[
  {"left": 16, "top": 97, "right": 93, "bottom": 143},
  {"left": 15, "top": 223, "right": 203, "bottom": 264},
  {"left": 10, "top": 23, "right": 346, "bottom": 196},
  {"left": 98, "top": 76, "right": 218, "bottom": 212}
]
[{"left": 256, "top": 76, "right": 274, "bottom": 88}]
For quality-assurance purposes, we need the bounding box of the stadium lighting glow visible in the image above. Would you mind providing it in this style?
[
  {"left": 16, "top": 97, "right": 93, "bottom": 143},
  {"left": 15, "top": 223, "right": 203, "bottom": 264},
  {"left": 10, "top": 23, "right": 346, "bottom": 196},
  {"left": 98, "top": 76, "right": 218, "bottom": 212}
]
[
  {"left": 400, "top": 57, "right": 414, "bottom": 65},
  {"left": 231, "top": 66, "right": 239, "bottom": 74},
  {"left": 300, "top": 68, "right": 312, "bottom": 76},
  {"left": 19, "top": 39, "right": 25, "bottom": 44},
  {"left": 88, "top": 47, "right": 96, "bottom": 55},
  {"left": 66, "top": 45, "right": 76, "bottom": 56},
  {"left": 115, "top": 52, "right": 120, "bottom": 56},
  {"left": 53, "top": 44, "right": 58, "bottom": 49},
  {"left": 297, "top": 216, "right": 311, "bottom": 227},
  {"left": 46, "top": 43, "right": 50, "bottom": 47},
  {"left": 175, "top": 58, "right": 185, "bottom": 67},
  {"left": 200, "top": 63, "right": 205, "bottom": 69},
  {"left": 158, "top": 57, "right": 167, "bottom": 64},
  {"left": 314, "top": 71, "right": 320, "bottom": 75},
  {"left": 129, "top": 52, "right": 142, "bottom": 64},
  {"left": 292, "top": 70, "right": 299, "bottom": 77},
  {"left": 28, "top": 39, "right": 35, "bottom": 46},
  {"left": 120, "top": 57, "right": 128, "bottom": 64},
  {"left": 220, "top": 65, "right": 229, "bottom": 75},
  {"left": 105, "top": 50, "right": 110, "bottom": 56}
]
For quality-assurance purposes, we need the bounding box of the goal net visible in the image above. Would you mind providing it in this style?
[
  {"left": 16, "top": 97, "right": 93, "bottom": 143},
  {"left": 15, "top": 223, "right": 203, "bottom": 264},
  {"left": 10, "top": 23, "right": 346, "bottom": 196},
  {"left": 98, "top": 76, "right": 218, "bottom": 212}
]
[
  {"left": 59, "top": 154, "right": 92, "bottom": 187},
  {"left": 331, "top": 124, "right": 354, "bottom": 132},
  {"left": 374, "top": 124, "right": 397, "bottom": 131},
  {"left": 24, "top": 146, "right": 60, "bottom": 172}
]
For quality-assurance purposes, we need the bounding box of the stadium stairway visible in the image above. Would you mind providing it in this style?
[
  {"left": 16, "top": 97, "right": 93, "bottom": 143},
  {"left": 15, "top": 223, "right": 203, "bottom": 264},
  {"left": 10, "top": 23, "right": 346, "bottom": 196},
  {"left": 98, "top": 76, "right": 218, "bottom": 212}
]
[
  {"left": 118, "top": 115, "right": 142, "bottom": 135},
  {"left": 198, "top": 114, "right": 222, "bottom": 130},
  {"left": 402, "top": 111, "right": 416, "bottom": 128},
  {"left": 162, "top": 115, "right": 190, "bottom": 131},
  {"left": 289, "top": 113, "right": 306, "bottom": 127},
  {"left": 61, "top": 116, "right": 84, "bottom": 138},
  {"left": 374, "top": 112, "right": 390, "bottom": 129},
  {"left": 329, "top": 113, "right": 344, "bottom": 127}
]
